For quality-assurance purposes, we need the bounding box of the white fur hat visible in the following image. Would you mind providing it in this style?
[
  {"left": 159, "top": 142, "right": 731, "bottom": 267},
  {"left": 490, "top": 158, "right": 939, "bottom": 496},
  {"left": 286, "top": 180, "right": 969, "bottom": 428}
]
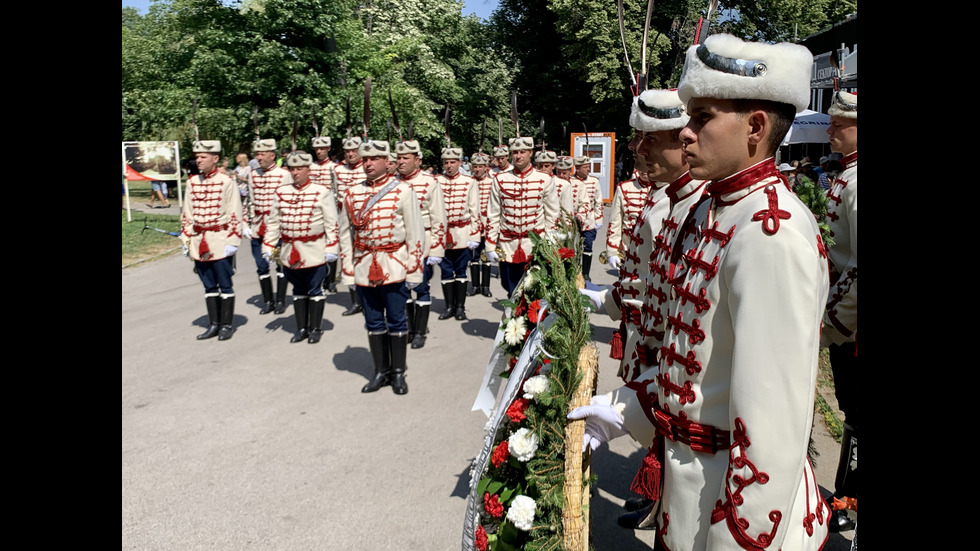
[
  {"left": 509, "top": 137, "right": 535, "bottom": 151},
  {"left": 677, "top": 33, "right": 814, "bottom": 112},
  {"left": 534, "top": 150, "right": 558, "bottom": 164},
  {"left": 358, "top": 140, "right": 390, "bottom": 158},
  {"left": 395, "top": 140, "right": 422, "bottom": 156},
  {"left": 470, "top": 153, "right": 490, "bottom": 165},
  {"left": 441, "top": 147, "right": 463, "bottom": 160},
  {"left": 193, "top": 140, "right": 221, "bottom": 154},
  {"left": 388, "top": 151, "right": 398, "bottom": 162},
  {"left": 285, "top": 151, "right": 313, "bottom": 167},
  {"left": 253, "top": 138, "right": 276, "bottom": 152},
  {"left": 342, "top": 136, "right": 363, "bottom": 150},
  {"left": 555, "top": 157, "right": 573, "bottom": 170},
  {"left": 827, "top": 91, "right": 857, "bottom": 119},
  {"left": 573, "top": 155, "right": 590, "bottom": 166},
  {"left": 493, "top": 145, "right": 509, "bottom": 157},
  {"left": 312, "top": 136, "right": 331, "bottom": 148},
  {"left": 632, "top": 89, "right": 689, "bottom": 132}
]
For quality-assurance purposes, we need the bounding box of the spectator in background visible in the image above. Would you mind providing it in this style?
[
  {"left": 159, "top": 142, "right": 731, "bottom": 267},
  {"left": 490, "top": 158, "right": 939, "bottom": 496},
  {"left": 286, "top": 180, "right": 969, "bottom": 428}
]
[
  {"left": 233, "top": 153, "right": 251, "bottom": 200},
  {"left": 146, "top": 180, "right": 171, "bottom": 209}
]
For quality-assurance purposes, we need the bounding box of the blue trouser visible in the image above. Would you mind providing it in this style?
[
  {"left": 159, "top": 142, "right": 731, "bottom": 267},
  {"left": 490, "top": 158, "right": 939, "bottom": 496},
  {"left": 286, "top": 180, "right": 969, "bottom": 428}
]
[
  {"left": 410, "top": 263, "right": 433, "bottom": 303},
  {"left": 196, "top": 257, "right": 235, "bottom": 295},
  {"left": 472, "top": 238, "right": 486, "bottom": 259},
  {"left": 440, "top": 248, "right": 472, "bottom": 280},
  {"left": 499, "top": 261, "right": 528, "bottom": 299},
  {"left": 284, "top": 264, "right": 327, "bottom": 297},
  {"left": 357, "top": 282, "right": 410, "bottom": 334},
  {"left": 581, "top": 228, "right": 597, "bottom": 253},
  {"left": 250, "top": 237, "right": 283, "bottom": 276}
]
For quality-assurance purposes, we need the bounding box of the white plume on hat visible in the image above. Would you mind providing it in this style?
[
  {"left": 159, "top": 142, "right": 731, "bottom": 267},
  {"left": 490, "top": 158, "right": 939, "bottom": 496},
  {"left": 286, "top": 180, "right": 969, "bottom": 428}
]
[
  {"left": 632, "top": 89, "right": 690, "bottom": 132},
  {"left": 677, "top": 33, "right": 814, "bottom": 112},
  {"left": 828, "top": 91, "right": 857, "bottom": 119}
]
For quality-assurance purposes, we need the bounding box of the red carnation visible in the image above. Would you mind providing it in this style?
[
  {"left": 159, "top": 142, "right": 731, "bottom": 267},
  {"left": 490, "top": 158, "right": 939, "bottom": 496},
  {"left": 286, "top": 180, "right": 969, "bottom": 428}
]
[
  {"left": 558, "top": 247, "right": 575, "bottom": 259},
  {"left": 506, "top": 397, "right": 530, "bottom": 423},
  {"left": 484, "top": 492, "right": 505, "bottom": 518},
  {"left": 491, "top": 440, "right": 509, "bottom": 468},
  {"left": 475, "top": 525, "right": 489, "bottom": 551},
  {"left": 528, "top": 299, "right": 543, "bottom": 324}
]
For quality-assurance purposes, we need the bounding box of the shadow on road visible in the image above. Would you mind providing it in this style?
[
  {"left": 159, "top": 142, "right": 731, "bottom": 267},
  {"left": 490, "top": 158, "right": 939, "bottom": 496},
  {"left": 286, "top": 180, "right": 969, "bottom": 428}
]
[
  {"left": 460, "top": 319, "right": 498, "bottom": 339},
  {"left": 332, "top": 345, "right": 373, "bottom": 381}
]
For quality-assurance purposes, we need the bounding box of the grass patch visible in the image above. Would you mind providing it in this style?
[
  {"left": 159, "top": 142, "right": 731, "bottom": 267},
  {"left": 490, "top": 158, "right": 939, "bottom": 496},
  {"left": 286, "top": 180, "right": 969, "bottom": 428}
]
[
  {"left": 816, "top": 347, "right": 843, "bottom": 442},
  {"left": 122, "top": 210, "right": 182, "bottom": 268}
]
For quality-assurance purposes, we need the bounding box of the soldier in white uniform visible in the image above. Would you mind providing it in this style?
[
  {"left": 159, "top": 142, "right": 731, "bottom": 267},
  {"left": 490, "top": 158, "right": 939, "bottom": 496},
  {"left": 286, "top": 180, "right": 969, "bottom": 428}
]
[
  {"left": 262, "top": 151, "right": 341, "bottom": 344},
  {"left": 571, "top": 155, "right": 604, "bottom": 281},
  {"left": 571, "top": 35, "right": 831, "bottom": 551},
  {"left": 394, "top": 139, "right": 446, "bottom": 349},
  {"left": 436, "top": 147, "right": 481, "bottom": 321},
  {"left": 535, "top": 149, "right": 575, "bottom": 226},
  {"left": 310, "top": 135, "right": 340, "bottom": 294},
  {"left": 246, "top": 138, "right": 293, "bottom": 315},
  {"left": 180, "top": 140, "right": 244, "bottom": 341},
  {"left": 822, "top": 90, "right": 858, "bottom": 533},
  {"left": 491, "top": 144, "right": 512, "bottom": 175},
  {"left": 466, "top": 152, "right": 495, "bottom": 298},
  {"left": 484, "top": 137, "right": 559, "bottom": 298},
  {"left": 339, "top": 140, "right": 425, "bottom": 395},
  {"left": 335, "top": 136, "right": 368, "bottom": 316}
]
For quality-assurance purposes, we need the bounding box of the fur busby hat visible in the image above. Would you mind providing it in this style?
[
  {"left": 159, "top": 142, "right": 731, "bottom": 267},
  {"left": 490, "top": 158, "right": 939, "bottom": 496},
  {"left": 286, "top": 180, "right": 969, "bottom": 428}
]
[
  {"left": 441, "top": 147, "right": 463, "bottom": 160},
  {"left": 312, "top": 136, "right": 331, "bottom": 148},
  {"left": 388, "top": 151, "right": 398, "bottom": 162},
  {"left": 192, "top": 140, "right": 221, "bottom": 154},
  {"left": 508, "top": 137, "right": 535, "bottom": 151},
  {"left": 253, "top": 138, "right": 276, "bottom": 152},
  {"left": 534, "top": 150, "right": 558, "bottom": 164},
  {"left": 573, "top": 155, "right": 590, "bottom": 166},
  {"left": 555, "top": 157, "right": 573, "bottom": 171},
  {"left": 632, "top": 89, "right": 689, "bottom": 132},
  {"left": 677, "top": 34, "right": 814, "bottom": 113},
  {"left": 828, "top": 91, "right": 857, "bottom": 119},
  {"left": 470, "top": 153, "right": 491, "bottom": 165},
  {"left": 358, "top": 140, "right": 391, "bottom": 158},
  {"left": 493, "top": 145, "right": 509, "bottom": 157},
  {"left": 395, "top": 140, "right": 422, "bottom": 156},
  {"left": 342, "top": 136, "right": 363, "bottom": 150},
  {"left": 285, "top": 151, "right": 314, "bottom": 167}
]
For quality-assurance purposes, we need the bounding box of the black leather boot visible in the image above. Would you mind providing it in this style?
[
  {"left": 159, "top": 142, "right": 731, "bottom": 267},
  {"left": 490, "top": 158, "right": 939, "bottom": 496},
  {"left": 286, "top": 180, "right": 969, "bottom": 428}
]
[
  {"left": 197, "top": 295, "right": 221, "bottom": 339},
  {"left": 290, "top": 297, "right": 310, "bottom": 343},
  {"left": 274, "top": 273, "right": 288, "bottom": 314},
  {"left": 454, "top": 280, "right": 468, "bottom": 320},
  {"left": 582, "top": 252, "right": 593, "bottom": 282},
  {"left": 323, "top": 261, "right": 338, "bottom": 293},
  {"left": 467, "top": 262, "right": 480, "bottom": 296},
  {"left": 390, "top": 333, "right": 409, "bottom": 395},
  {"left": 438, "top": 282, "right": 456, "bottom": 320},
  {"left": 217, "top": 296, "right": 236, "bottom": 340},
  {"left": 828, "top": 422, "right": 858, "bottom": 532},
  {"left": 481, "top": 264, "right": 493, "bottom": 297},
  {"left": 411, "top": 304, "right": 429, "bottom": 349},
  {"left": 342, "top": 288, "right": 363, "bottom": 316},
  {"left": 258, "top": 276, "right": 275, "bottom": 314},
  {"left": 406, "top": 301, "right": 417, "bottom": 341},
  {"left": 307, "top": 298, "right": 326, "bottom": 344},
  {"left": 362, "top": 332, "right": 391, "bottom": 393}
]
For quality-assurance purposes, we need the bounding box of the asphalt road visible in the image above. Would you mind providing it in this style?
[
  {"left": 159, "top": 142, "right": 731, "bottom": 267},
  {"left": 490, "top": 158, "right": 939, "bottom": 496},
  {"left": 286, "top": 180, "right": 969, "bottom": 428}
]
[{"left": 122, "top": 203, "right": 854, "bottom": 550}]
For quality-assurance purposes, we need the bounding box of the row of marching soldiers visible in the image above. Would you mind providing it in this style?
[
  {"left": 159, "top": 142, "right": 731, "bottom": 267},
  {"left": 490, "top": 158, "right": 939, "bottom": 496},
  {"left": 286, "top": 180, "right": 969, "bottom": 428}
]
[{"left": 179, "top": 132, "right": 606, "bottom": 395}]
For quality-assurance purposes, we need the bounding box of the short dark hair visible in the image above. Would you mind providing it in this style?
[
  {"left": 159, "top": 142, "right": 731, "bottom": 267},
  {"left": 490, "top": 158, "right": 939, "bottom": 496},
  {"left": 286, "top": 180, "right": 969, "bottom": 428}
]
[{"left": 731, "top": 99, "right": 797, "bottom": 156}]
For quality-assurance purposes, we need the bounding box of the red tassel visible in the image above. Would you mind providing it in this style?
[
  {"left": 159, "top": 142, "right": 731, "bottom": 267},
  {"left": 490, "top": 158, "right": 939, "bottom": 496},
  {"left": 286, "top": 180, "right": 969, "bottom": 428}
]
[
  {"left": 609, "top": 322, "right": 625, "bottom": 360},
  {"left": 368, "top": 255, "right": 385, "bottom": 285},
  {"left": 198, "top": 236, "right": 211, "bottom": 259},
  {"left": 288, "top": 246, "right": 301, "bottom": 267},
  {"left": 512, "top": 246, "right": 527, "bottom": 264},
  {"left": 629, "top": 446, "right": 663, "bottom": 501},
  {"left": 258, "top": 221, "right": 267, "bottom": 237},
  {"left": 445, "top": 232, "right": 455, "bottom": 250}
]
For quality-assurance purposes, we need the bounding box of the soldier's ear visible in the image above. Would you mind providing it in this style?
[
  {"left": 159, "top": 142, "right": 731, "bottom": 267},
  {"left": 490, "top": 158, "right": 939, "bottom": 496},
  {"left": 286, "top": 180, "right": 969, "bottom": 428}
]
[{"left": 745, "top": 110, "right": 769, "bottom": 147}]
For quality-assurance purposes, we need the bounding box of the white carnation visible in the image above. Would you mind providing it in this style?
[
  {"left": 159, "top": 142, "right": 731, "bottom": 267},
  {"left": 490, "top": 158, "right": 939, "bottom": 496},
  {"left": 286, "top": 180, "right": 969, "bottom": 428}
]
[
  {"left": 508, "top": 428, "right": 539, "bottom": 462},
  {"left": 522, "top": 375, "right": 550, "bottom": 401},
  {"left": 503, "top": 316, "right": 527, "bottom": 346},
  {"left": 506, "top": 495, "right": 537, "bottom": 531}
]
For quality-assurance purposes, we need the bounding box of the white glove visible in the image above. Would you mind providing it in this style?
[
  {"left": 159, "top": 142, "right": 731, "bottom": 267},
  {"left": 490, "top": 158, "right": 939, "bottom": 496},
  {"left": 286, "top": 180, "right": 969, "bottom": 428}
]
[
  {"left": 607, "top": 255, "right": 620, "bottom": 270},
  {"left": 325, "top": 253, "right": 338, "bottom": 262},
  {"left": 262, "top": 252, "right": 272, "bottom": 263},
  {"left": 486, "top": 250, "right": 500, "bottom": 263},
  {"left": 595, "top": 223, "right": 603, "bottom": 230},
  {"left": 224, "top": 245, "right": 238, "bottom": 257},
  {"left": 426, "top": 256, "right": 443, "bottom": 266},
  {"left": 243, "top": 226, "right": 253, "bottom": 240},
  {"left": 467, "top": 241, "right": 480, "bottom": 250},
  {"left": 579, "top": 288, "right": 602, "bottom": 312},
  {"left": 406, "top": 281, "right": 419, "bottom": 290},
  {"left": 181, "top": 245, "right": 189, "bottom": 257},
  {"left": 567, "top": 393, "right": 627, "bottom": 452}
]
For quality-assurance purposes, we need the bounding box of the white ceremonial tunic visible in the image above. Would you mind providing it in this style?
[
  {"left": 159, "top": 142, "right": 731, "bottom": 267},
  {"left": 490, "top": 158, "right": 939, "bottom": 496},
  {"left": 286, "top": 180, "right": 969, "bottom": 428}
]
[
  {"left": 822, "top": 150, "right": 857, "bottom": 346},
  {"left": 617, "top": 160, "right": 831, "bottom": 551},
  {"left": 261, "top": 179, "right": 340, "bottom": 269},
  {"left": 606, "top": 176, "right": 650, "bottom": 259},
  {"left": 247, "top": 165, "right": 292, "bottom": 238},
  {"left": 572, "top": 174, "right": 604, "bottom": 230},
  {"left": 485, "top": 166, "right": 559, "bottom": 263},
  {"left": 338, "top": 174, "right": 425, "bottom": 287},
  {"left": 551, "top": 175, "right": 575, "bottom": 227},
  {"left": 180, "top": 169, "right": 243, "bottom": 261},
  {"left": 437, "top": 171, "right": 481, "bottom": 250},
  {"left": 399, "top": 169, "right": 447, "bottom": 259},
  {"left": 310, "top": 158, "right": 338, "bottom": 188},
  {"left": 475, "top": 174, "right": 494, "bottom": 240}
]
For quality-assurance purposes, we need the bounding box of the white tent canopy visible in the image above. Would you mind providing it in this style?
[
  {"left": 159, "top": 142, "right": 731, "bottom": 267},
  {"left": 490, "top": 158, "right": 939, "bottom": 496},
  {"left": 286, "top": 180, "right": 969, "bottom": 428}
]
[{"left": 782, "top": 109, "right": 830, "bottom": 146}]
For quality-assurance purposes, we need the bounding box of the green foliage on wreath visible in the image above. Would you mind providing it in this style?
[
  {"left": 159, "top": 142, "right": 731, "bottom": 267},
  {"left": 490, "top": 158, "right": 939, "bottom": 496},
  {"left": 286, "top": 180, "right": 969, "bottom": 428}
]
[{"left": 793, "top": 175, "right": 835, "bottom": 249}]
